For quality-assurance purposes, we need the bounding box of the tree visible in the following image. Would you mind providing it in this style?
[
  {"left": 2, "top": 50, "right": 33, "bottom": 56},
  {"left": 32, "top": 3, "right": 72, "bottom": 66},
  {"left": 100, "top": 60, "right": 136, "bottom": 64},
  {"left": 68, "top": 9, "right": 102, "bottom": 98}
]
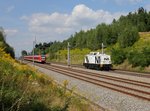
[
  {"left": 0, "top": 28, "right": 15, "bottom": 58},
  {"left": 127, "top": 46, "right": 150, "bottom": 67},
  {"left": 143, "top": 47, "right": 150, "bottom": 66},
  {"left": 138, "top": 7, "right": 145, "bottom": 14},
  {"left": 111, "top": 48, "right": 126, "bottom": 65},
  {"left": 95, "top": 24, "right": 105, "bottom": 46},
  {"left": 0, "top": 27, "right": 6, "bottom": 42},
  {"left": 5, "top": 43, "right": 15, "bottom": 58},
  {"left": 21, "top": 50, "right": 27, "bottom": 56},
  {"left": 118, "top": 26, "right": 139, "bottom": 48},
  {"left": 38, "top": 43, "right": 42, "bottom": 49}
]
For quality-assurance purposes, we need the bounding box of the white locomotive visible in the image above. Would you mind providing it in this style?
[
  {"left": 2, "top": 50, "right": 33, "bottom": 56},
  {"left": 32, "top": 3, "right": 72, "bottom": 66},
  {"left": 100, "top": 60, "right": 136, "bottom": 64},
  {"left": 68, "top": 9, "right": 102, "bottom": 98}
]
[
  {"left": 83, "top": 52, "right": 111, "bottom": 70},
  {"left": 83, "top": 43, "right": 111, "bottom": 70}
]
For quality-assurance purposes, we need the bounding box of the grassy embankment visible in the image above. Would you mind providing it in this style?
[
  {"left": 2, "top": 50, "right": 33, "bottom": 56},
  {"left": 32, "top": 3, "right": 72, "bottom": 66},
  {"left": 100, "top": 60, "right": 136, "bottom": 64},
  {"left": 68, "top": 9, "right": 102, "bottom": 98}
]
[
  {"left": 0, "top": 48, "right": 95, "bottom": 111},
  {"left": 113, "top": 32, "right": 150, "bottom": 72},
  {"left": 48, "top": 32, "right": 150, "bottom": 73}
]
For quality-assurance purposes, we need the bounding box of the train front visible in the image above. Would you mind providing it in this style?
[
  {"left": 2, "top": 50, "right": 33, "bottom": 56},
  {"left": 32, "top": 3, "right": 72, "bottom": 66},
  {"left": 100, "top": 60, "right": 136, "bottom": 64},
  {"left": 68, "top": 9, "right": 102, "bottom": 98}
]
[
  {"left": 83, "top": 52, "right": 112, "bottom": 70},
  {"left": 40, "top": 55, "right": 46, "bottom": 63},
  {"left": 99, "top": 54, "right": 111, "bottom": 70}
]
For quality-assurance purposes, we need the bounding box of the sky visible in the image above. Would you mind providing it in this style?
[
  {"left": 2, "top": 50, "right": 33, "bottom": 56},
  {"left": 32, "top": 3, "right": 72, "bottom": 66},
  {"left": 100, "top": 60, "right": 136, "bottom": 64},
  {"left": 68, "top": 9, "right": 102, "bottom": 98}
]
[{"left": 0, "top": 0, "right": 150, "bottom": 56}]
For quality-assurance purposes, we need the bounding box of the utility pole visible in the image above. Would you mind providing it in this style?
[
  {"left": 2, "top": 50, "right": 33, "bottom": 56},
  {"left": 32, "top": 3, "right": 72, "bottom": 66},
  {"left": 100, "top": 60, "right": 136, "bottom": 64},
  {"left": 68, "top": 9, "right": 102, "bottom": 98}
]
[
  {"left": 49, "top": 46, "right": 50, "bottom": 61},
  {"left": 67, "top": 42, "right": 70, "bottom": 67},
  {"left": 33, "top": 36, "right": 36, "bottom": 66},
  {"left": 33, "top": 41, "right": 34, "bottom": 66},
  {"left": 102, "top": 43, "right": 104, "bottom": 54}
]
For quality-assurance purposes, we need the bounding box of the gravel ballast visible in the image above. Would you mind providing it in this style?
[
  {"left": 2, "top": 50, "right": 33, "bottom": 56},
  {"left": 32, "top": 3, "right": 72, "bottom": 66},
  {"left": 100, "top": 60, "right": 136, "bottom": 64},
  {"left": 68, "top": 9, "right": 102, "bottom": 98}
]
[{"left": 34, "top": 64, "right": 150, "bottom": 111}]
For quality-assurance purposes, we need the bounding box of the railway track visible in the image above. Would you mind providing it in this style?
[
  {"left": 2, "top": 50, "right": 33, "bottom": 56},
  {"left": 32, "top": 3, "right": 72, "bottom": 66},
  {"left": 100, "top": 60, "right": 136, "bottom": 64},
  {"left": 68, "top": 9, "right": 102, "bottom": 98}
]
[
  {"left": 48, "top": 62, "right": 150, "bottom": 78},
  {"left": 34, "top": 62, "right": 150, "bottom": 101}
]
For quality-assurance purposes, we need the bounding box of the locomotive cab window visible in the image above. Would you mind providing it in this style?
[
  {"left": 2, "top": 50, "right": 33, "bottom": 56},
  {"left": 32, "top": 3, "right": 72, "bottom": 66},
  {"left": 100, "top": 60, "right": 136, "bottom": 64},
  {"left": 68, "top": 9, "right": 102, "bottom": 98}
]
[
  {"left": 104, "top": 58, "right": 109, "bottom": 60},
  {"left": 98, "top": 56, "right": 101, "bottom": 63}
]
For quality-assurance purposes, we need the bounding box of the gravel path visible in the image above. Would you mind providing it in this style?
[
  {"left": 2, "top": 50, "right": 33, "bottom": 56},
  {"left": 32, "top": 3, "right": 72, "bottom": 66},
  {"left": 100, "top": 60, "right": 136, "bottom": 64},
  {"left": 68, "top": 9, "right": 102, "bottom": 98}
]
[{"left": 32, "top": 64, "right": 150, "bottom": 111}]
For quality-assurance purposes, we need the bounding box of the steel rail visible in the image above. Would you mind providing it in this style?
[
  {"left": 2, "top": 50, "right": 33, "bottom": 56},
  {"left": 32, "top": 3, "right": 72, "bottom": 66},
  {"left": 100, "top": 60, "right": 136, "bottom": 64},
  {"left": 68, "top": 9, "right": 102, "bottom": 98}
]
[
  {"left": 35, "top": 63, "right": 150, "bottom": 101},
  {"left": 48, "top": 62, "right": 150, "bottom": 78},
  {"left": 50, "top": 64, "right": 150, "bottom": 88}
]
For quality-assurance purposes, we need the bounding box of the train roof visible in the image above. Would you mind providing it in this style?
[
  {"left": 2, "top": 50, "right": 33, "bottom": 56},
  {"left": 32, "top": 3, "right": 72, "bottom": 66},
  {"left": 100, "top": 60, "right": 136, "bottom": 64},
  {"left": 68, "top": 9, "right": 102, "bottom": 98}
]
[
  {"left": 24, "top": 55, "right": 46, "bottom": 57},
  {"left": 88, "top": 52, "right": 106, "bottom": 55},
  {"left": 86, "top": 52, "right": 110, "bottom": 56}
]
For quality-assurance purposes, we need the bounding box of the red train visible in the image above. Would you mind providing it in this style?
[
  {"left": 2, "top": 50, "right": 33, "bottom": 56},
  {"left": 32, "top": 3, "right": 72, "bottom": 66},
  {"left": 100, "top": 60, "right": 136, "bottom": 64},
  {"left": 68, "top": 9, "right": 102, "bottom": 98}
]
[{"left": 23, "top": 55, "right": 46, "bottom": 63}]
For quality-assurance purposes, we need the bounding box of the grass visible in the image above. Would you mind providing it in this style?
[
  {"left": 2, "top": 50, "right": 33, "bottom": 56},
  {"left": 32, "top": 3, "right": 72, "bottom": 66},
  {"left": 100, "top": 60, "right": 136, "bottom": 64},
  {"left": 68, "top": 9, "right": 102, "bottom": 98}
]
[
  {"left": 0, "top": 48, "right": 95, "bottom": 111},
  {"left": 48, "top": 48, "right": 91, "bottom": 65}
]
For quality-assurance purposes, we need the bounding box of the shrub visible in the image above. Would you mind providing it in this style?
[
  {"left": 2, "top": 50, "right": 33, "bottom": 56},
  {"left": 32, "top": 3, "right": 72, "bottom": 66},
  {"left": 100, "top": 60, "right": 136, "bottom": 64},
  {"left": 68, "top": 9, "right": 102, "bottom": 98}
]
[
  {"left": 128, "top": 51, "right": 145, "bottom": 67},
  {"left": 128, "top": 47, "right": 150, "bottom": 67},
  {"left": 142, "top": 47, "right": 150, "bottom": 66},
  {"left": 111, "top": 48, "right": 126, "bottom": 65}
]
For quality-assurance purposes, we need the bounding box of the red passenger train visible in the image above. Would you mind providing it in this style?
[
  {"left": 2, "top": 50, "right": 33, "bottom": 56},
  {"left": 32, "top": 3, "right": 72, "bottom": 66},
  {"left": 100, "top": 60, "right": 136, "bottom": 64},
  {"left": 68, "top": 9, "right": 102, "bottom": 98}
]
[{"left": 23, "top": 55, "right": 46, "bottom": 63}]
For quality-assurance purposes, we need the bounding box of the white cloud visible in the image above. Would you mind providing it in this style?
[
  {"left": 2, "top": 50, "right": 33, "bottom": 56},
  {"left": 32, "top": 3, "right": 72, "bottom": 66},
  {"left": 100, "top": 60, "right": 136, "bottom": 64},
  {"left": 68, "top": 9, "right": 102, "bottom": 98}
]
[
  {"left": 6, "top": 6, "right": 15, "bottom": 13},
  {"left": 21, "top": 4, "right": 126, "bottom": 41},
  {"left": 5, "top": 29, "right": 18, "bottom": 36}
]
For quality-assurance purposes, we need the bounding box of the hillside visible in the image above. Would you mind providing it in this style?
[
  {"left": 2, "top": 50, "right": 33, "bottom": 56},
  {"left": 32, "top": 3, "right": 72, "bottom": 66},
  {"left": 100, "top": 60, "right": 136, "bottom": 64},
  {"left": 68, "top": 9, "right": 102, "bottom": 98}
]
[
  {"left": 112, "top": 32, "right": 150, "bottom": 72},
  {"left": 46, "top": 32, "right": 150, "bottom": 72},
  {"left": 0, "top": 48, "right": 95, "bottom": 111}
]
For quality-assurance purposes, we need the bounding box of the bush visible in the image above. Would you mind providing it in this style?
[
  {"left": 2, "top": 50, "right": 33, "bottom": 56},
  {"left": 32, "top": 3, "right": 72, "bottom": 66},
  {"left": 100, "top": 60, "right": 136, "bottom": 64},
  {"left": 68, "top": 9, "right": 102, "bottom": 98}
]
[
  {"left": 128, "top": 51, "right": 145, "bottom": 67},
  {"left": 111, "top": 48, "right": 126, "bottom": 65},
  {"left": 143, "top": 47, "right": 150, "bottom": 66},
  {"left": 128, "top": 47, "right": 150, "bottom": 67}
]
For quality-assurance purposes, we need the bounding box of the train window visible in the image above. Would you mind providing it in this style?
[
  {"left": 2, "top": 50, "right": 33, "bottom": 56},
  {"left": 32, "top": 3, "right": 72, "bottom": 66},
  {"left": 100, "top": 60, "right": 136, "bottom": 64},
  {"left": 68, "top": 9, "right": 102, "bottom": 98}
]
[
  {"left": 98, "top": 56, "right": 100, "bottom": 63},
  {"left": 41, "top": 56, "right": 45, "bottom": 58},
  {"left": 94, "top": 53, "right": 97, "bottom": 55},
  {"left": 104, "top": 58, "right": 109, "bottom": 60}
]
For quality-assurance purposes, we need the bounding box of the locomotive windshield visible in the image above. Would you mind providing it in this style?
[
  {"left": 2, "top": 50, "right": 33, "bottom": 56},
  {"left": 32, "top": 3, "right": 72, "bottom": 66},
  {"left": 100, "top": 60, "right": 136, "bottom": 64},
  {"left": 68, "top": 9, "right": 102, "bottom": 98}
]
[{"left": 104, "top": 58, "right": 109, "bottom": 60}]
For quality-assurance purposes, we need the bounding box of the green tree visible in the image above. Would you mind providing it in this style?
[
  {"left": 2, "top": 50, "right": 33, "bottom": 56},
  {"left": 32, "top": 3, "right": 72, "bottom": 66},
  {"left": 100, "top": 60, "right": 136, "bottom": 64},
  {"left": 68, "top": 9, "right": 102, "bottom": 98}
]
[
  {"left": 143, "top": 47, "right": 150, "bottom": 66},
  {"left": 0, "top": 28, "right": 6, "bottom": 43},
  {"left": 128, "top": 46, "right": 150, "bottom": 67},
  {"left": 108, "top": 24, "right": 118, "bottom": 45},
  {"left": 86, "top": 29, "right": 98, "bottom": 50},
  {"left": 0, "top": 28, "right": 15, "bottom": 58},
  {"left": 118, "top": 26, "right": 139, "bottom": 48},
  {"left": 5, "top": 43, "right": 15, "bottom": 58},
  {"left": 111, "top": 48, "right": 126, "bottom": 65},
  {"left": 95, "top": 24, "right": 106, "bottom": 46},
  {"left": 128, "top": 51, "right": 144, "bottom": 67},
  {"left": 21, "top": 50, "right": 27, "bottom": 56}
]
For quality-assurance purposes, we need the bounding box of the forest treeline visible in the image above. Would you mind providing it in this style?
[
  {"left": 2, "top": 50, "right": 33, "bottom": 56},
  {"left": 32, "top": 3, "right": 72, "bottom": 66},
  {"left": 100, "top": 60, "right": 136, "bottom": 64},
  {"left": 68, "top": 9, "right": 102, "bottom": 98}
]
[
  {"left": 34, "top": 7, "right": 150, "bottom": 53},
  {"left": 0, "top": 27, "right": 15, "bottom": 58}
]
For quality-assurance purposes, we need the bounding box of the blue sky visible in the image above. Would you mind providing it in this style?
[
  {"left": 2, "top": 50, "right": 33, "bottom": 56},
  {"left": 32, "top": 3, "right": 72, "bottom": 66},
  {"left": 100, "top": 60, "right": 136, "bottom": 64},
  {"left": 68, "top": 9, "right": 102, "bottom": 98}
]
[{"left": 0, "top": 0, "right": 150, "bottom": 56}]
